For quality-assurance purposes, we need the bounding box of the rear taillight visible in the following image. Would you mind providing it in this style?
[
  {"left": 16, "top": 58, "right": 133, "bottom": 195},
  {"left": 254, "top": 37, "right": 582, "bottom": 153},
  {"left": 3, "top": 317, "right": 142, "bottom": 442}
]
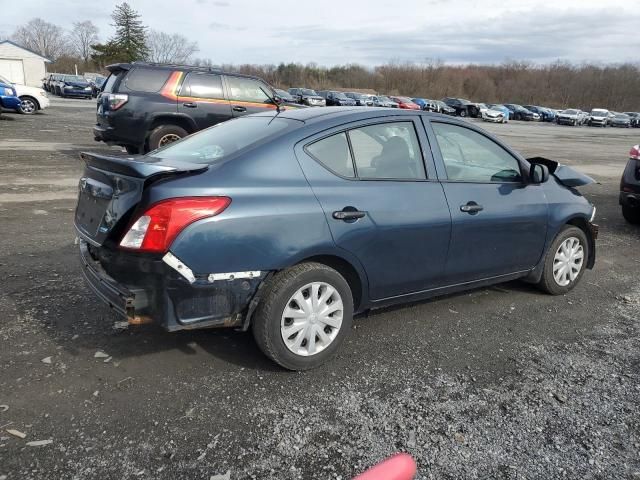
[
  {"left": 630, "top": 145, "right": 640, "bottom": 160},
  {"left": 120, "top": 197, "right": 231, "bottom": 253},
  {"left": 108, "top": 93, "right": 129, "bottom": 110}
]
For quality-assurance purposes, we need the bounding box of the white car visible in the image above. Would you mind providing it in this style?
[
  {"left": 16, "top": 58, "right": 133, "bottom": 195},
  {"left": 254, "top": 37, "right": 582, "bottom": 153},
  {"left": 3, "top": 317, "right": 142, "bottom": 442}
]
[
  {"left": 0, "top": 74, "right": 50, "bottom": 114},
  {"left": 482, "top": 107, "right": 508, "bottom": 123}
]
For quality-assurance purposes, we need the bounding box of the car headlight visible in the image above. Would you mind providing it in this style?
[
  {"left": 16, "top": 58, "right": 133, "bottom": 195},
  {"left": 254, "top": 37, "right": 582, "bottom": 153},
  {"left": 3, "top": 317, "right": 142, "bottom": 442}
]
[
  {"left": 39, "top": 91, "right": 47, "bottom": 97},
  {"left": 5, "top": 88, "right": 14, "bottom": 96},
  {"left": 64, "top": 85, "right": 72, "bottom": 89}
]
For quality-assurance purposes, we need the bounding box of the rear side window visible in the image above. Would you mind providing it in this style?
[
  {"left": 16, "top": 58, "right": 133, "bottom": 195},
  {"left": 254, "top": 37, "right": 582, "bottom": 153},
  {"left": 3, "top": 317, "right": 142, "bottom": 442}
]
[
  {"left": 180, "top": 73, "right": 224, "bottom": 99},
  {"left": 306, "top": 133, "right": 355, "bottom": 178},
  {"left": 124, "top": 68, "right": 171, "bottom": 93},
  {"left": 349, "top": 122, "right": 425, "bottom": 180}
]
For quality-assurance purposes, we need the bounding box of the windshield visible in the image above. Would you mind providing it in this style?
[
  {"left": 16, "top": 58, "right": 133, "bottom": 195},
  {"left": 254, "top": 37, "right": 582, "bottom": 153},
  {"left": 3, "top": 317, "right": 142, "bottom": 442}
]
[
  {"left": 591, "top": 110, "right": 608, "bottom": 116},
  {"left": 275, "top": 89, "right": 292, "bottom": 98},
  {"left": 332, "top": 92, "right": 349, "bottom": 100},
  {"left": 378, "top": 96, "right": 392, "bottom": 102},
  {"left": 395, "top": 97, "right": 413, "bottom": 103},
  {"left": 615, "top": 114, "right": 629, "bottom": 119},
  {"left": 63, "top": 75, "right": 86, "bottom": 82},
  {"left": 301, "top": 89, "right": 317, "bottom": 96},
  {"left": 563, "top": 109, "right": 578, "bottom": 114},
  {"left": 149, "top": 117, "right": 292, "bottom": 164}
]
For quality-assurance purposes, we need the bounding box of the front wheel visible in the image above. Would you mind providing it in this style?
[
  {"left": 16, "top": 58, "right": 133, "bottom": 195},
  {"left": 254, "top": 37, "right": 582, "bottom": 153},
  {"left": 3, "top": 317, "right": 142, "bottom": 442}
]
[
  {"left": 622, "top": 205, "right": 640, "bottom": 224},
  {"left": 252, "top": 262, "right": 354, "bottom": 370},
  {"left": 147, "top": 124, "right": 188, "bottom": 152},
  {"left": 459, "top": 109, "right": 467, "bottom": 117},
  {"left": 537, "top": 226, "right": 588, "bottom": 295},
  {"left": 19, "top": 96, "right": 38, "bottom": 114}
]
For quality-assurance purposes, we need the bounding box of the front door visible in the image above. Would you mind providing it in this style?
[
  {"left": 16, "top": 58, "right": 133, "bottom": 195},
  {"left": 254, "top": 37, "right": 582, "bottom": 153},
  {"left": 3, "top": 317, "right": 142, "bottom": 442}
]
[
  {"left": 296, "top": 117, "right": 452, "bottom": 300},
  {"left": 177, "top": 72, "right": 232, "bottom": 130},
  {"left": 427, "top": 120, "right": 548, "bottom": 284}
]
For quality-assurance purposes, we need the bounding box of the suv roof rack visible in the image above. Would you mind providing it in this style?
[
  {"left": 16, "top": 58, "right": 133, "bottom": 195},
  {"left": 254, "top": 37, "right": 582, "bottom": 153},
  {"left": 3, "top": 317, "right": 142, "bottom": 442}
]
[{"left": 130, "top": 61, "right": 223, "bottom": 73}]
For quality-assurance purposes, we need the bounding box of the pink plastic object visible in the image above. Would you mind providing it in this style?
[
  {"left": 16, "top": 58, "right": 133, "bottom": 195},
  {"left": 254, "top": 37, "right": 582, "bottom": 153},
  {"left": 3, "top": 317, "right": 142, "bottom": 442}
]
[{"left": 353, "top": 453, "right": 417, "bottom": 480}]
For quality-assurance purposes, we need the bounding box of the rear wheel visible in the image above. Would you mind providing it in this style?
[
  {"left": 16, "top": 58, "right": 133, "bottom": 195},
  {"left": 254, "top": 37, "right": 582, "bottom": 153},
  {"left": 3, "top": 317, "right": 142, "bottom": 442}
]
[
  {"left": 147, "top": 124, "right": 188, "bottom": 152},
  {"left": 252, "top": 262, "right": 353, "bottom": 370},
  {"left": 622, "top": 205, "right": 640, "bottom": 224},
  {"left": 459, "top": 109, "right": 467, "bottom": 117},
  {"left": 537, "top": 226, "right": 588, "bottom": 295}
]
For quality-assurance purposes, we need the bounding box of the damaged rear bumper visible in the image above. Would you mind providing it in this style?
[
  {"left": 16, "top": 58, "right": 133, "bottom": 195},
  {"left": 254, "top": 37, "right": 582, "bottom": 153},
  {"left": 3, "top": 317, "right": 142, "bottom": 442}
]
[{"left": 78, "top": 240, "right": 268, "bottom": 331}]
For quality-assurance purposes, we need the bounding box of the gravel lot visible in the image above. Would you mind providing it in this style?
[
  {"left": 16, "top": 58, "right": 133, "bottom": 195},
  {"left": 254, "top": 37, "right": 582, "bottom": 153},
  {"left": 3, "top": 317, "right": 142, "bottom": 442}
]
[{"left": 1, "top": 99, "right": 639, "bottom": 479}]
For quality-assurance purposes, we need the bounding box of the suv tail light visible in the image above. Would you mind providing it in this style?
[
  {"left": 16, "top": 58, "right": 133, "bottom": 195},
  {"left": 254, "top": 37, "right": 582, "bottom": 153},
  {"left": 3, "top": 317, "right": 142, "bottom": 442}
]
[
  {"left": 630, "top": 145, "right": 640, "bottom": 160},
  {"left": 120, "top": 197, "right": 231, "bottom": 253},
  {"left": 108, "top": 93, "right": 129, "bottom": 110}
]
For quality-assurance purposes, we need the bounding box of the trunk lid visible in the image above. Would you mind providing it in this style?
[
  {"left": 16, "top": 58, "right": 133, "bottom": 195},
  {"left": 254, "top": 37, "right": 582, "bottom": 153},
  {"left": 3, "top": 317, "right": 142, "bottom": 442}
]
[{"left": 74, "top": 152, "right": 208, "bottom": 246}]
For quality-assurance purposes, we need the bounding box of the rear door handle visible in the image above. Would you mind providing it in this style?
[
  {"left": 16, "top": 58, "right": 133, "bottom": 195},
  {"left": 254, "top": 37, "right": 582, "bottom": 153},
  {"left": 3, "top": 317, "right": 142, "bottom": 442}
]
[
  {"left": 183, "top": 102, "right": 197, "bottom": 108},
  {"left": 333, "top": 210, "right": 366, "bottom": 221},
  {"left": 460, "top": 202, "right": 484, "bottom": 214},
  {"left": 232, "top": 105, "right": 247, "bottom": 112}
]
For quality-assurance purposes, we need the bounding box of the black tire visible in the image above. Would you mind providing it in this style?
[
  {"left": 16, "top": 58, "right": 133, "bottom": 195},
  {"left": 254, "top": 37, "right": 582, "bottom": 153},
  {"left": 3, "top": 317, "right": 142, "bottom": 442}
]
[
  {"left": 252, "top": 262, "right": 354, "bottom": 371},
  {"left": 622, "top": 205, "right": 640, "bottom": 224},
  {"left": 537, "top": 226, "right": 589, "bottom": 295},
  {"left": 18, "top": 96, "right": 38, "bottom": 114},
  {"left": 459, "top": 109, "right": 467, "bottom": 118},
  {"left": 147, "top": 124, "right": 188, "bottom": 152},
  {"left": 124, "top": 145, "right": 140, "bottom": 155}
]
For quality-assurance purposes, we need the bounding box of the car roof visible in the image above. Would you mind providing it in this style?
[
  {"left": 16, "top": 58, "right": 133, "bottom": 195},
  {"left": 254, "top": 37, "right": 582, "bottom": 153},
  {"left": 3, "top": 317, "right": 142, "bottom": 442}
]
[
  {"left": 253, "top": 106, "right": 450, "bottom": 124},
  {"left": 105, "top": 62, "right": 264, "bottom": 82}
]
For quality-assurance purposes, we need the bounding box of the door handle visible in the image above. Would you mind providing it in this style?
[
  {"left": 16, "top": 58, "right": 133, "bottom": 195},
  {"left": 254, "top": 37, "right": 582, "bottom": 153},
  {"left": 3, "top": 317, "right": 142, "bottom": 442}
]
[
  {"left": 333, "top": 210, "right": 366, "bottom": 221},
  {"left": 460, "top": 202, "right": 483, "bottom": 214},
  {"left": 183, "top": 102, "right": 197, "bottom": 108},
  {"left": 232, "top": 105, "right": 247, "bottom": 112}
]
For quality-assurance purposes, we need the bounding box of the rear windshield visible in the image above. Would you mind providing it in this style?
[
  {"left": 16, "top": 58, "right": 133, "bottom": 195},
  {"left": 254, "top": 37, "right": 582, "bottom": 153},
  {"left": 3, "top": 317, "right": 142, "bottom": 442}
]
[{"left": 149, "top": 117, "right": 292, "bottom": 164}]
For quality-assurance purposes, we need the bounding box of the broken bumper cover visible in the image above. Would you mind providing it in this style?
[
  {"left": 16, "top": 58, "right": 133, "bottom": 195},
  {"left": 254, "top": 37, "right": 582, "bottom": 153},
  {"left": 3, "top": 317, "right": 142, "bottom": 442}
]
[{"left": 78, "top": 240, "right": 268, "bottom": 331}]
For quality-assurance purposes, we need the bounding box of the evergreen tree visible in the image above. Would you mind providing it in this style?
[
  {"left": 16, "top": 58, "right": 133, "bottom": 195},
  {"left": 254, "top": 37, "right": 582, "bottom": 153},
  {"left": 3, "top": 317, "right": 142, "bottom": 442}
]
[{"left": 111, "top": 2, "right": 148, "bottom": 61}]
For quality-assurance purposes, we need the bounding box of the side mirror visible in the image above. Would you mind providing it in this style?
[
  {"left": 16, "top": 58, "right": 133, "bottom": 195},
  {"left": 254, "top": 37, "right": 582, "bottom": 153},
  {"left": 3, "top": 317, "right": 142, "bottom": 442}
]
[
  {"left": 530, "top": 163, "right": 550, "bottom": 184},
  {"left": 272, "top": 95, "right": 283, "bottom": 105}
]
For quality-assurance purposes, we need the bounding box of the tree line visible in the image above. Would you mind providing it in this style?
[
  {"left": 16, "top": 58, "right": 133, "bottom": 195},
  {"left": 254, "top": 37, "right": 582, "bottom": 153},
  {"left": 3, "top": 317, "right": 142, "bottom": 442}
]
[{"left": 5, "top": 3, "right": 640, "bottom": 111}]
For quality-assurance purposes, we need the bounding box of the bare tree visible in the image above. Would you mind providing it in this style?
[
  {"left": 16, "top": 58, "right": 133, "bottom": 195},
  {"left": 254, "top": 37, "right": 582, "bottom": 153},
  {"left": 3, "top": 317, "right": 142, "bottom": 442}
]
[
  {"left": 146, "top": 30, "right": 199, "bottom": 64},
  {"left": 68, "top": 21, "right": 99, "bottom": 65},
  {"left": 11, "top": 18, "right": 69, "bottom": 60}
]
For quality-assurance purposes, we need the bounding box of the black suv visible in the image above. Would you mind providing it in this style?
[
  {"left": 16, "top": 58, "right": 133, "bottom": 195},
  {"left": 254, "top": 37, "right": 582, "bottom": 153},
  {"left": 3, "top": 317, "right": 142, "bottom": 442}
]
[
  {"left": 93, "top": 63, "right": 289, "bottom": 153},
  {"left": 442, "top": 97, "right": 479, "bottom": 117},
  {"left": 620, "top": 144, "right": 640, "bottom": 224},
  {"left": 317, "top": 90, "right": 357, "bottom": 106}
]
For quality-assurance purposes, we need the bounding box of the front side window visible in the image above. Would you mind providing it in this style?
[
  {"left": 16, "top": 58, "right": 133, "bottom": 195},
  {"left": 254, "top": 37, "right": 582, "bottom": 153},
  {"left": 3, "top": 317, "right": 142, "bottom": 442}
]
[
  {"left": 432, "top": 122, "right": 522, "bottom": 183},
  {"left": 305, "top": 133, "right": 355, "bottom": 178},
  {"left": 349, "top": 122, "right": 425, "bottom": 180},
  {"left": 226, "top": 77, "right": 271, "bottom": 103},
  {"left": 180, "top": 73, "right": 224, "bottom": 99}
]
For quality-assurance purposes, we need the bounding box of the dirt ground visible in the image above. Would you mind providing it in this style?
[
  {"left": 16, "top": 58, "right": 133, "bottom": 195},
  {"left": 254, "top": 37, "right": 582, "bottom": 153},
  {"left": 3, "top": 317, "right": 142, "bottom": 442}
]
[{"left": 1, "top": 99, "right": 639, "bottom": 479}]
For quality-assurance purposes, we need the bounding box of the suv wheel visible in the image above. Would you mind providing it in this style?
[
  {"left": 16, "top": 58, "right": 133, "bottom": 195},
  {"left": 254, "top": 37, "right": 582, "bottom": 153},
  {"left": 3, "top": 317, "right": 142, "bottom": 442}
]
[
  {"left": 252, "top": 262, "right": 354, "bottom": 370},
  {"left": 537, "top": 226, "right": 588, "bottom": 295},
  {"left": 148, "top": 125, "right": 188, "bottom": 152},
  {"left": 622, "top": 205, "right": 640, "bottom": 224},
  {"left": 19, "top": 96, "right": 38, "bottom": 114}
]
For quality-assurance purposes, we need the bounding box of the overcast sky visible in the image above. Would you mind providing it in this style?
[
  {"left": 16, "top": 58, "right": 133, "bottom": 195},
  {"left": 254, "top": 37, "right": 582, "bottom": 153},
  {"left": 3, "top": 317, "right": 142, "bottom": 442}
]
[{"left": 2, "top": 0, "right": 639, "bottom": 66}]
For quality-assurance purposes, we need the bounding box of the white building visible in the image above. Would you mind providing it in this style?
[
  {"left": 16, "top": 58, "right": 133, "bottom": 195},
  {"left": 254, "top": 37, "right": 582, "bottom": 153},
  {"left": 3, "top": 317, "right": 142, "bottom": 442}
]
[{"left": 0, "top": 40, "right": 51, "bottom": 87}]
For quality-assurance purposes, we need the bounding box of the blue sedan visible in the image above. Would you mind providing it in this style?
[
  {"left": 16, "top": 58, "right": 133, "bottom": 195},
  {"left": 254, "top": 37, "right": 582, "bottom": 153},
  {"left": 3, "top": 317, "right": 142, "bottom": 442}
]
[{"left": 74, "top": 107, "right": 598, "bottom": 370}]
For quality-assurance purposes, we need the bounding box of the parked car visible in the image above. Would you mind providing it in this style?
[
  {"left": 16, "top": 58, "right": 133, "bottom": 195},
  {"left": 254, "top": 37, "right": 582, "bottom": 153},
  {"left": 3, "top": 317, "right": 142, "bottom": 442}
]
[
  {"left": 93, "top": 62, "right": 288, "bottom": 154},
  {"left": 318, "top": 90, "right": 357, "bottom": 107},
  {"left": 0, "top": 74, "right": 49, "bottom": 114},
  {"left": 43, "top": 73, "right": 62, "bottom": 93},
  {"left": 524, "top": 105, "right": 556, "bottom": 122},
  {"left": 75, "top": 107, "right": 597, "bottom": 370},
  {"left": 288, "top": 88, "right": 326, "bottom": 107},
  {"left": 411, "top": 98, "right": 438, "bottom": 112},
  {"left": 442, "top": 97, "right": 478, "bottom": 117},
  {"left": 588, "top": 109, "right": 610, "bottom": 127},
  {"left": 371, "top": 95, "right": 399, "bottom": 108},
  {"left": 623, "top": 112, "right": 640, "bottom": 127},
  {"left": 610, "top": 113, "right": 632, "bottom": 128},
  {"left": 0, "top": 80, "right": 21, "bottom": 113},
  {"left": 620, "top": 145, "right": 640, "bottom": 224},
  {"left": 434, "top": 100, "right": 456, "bottom": 115},
  {"left": 53, "top": 74, "right": 93, "bottom": 98},
  {"left": 482, "top": 105, "right": 508, "bottom": 123},
  {"left": 487, "top": 104, "right": 511, "bottom": 120},
  {"left": 504, "top": 104, "right": 540, "bottom": 121},
  {"left": 556, "top": 109, "right": 583, "bottom": 126},
  {"left": 345, "top": 92, "right": 373, "bottom": 106},
  {"left": 389, "top": 96, "right": 420, "bottom": 110},
  {"left": 274, "top": 88, "right": 298, "bottom": 104},
  {"left": 90, "top": 76, "right": 106, "bottom": 97}
]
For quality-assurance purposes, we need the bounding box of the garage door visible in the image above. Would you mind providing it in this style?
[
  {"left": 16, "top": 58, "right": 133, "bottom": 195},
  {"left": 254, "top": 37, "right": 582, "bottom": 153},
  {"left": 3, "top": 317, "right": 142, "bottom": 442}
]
[{"left": 0, "top": 59, "right": 25, "bottom": 85}]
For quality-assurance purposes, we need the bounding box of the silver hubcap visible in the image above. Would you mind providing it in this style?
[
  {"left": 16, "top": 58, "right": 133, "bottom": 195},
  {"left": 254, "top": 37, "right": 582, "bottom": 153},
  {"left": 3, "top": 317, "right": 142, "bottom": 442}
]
[
  {"left": 21, "top": 99, "right": 36, "bottom": 113},
  {"left": 158, "top": 133, "right": 181, "bottom": 147},
  {"left": 553, "top": 237, "right": 584, "bottom": 287},
  {"left": 280, "top": 282, "right": 343, "bottom": 357}
]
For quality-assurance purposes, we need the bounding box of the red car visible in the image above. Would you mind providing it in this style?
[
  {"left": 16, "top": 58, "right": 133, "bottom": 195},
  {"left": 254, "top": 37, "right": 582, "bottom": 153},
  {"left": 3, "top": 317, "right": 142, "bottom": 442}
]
[{"left": 390, "top": 96, "right": 420, "bottom": 110}]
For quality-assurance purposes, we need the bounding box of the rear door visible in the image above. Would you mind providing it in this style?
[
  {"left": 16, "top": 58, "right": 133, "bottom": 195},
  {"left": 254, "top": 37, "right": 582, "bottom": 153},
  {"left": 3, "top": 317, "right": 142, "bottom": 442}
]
[
  {"left": 177, "top": 72, "right": 232, "bottom": 130},
  {"left": 223, "top": 75, "right": 277, "bottom": 117},
  {"left": 426, "top": 120, "right": 548, "bottom": 284},
  {"left": 296, "top": 116, "right": 452, "bottom": 300}
]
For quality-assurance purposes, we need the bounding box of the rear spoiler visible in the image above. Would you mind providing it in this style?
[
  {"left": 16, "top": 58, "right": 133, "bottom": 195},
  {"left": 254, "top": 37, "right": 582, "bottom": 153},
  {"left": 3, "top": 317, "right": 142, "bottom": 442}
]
[
  {"left": 527, "top": 156, "right": 596, "bottom": 187},
  {"left": 80, "top": 152, "right": 208, "bottom": 179}
]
